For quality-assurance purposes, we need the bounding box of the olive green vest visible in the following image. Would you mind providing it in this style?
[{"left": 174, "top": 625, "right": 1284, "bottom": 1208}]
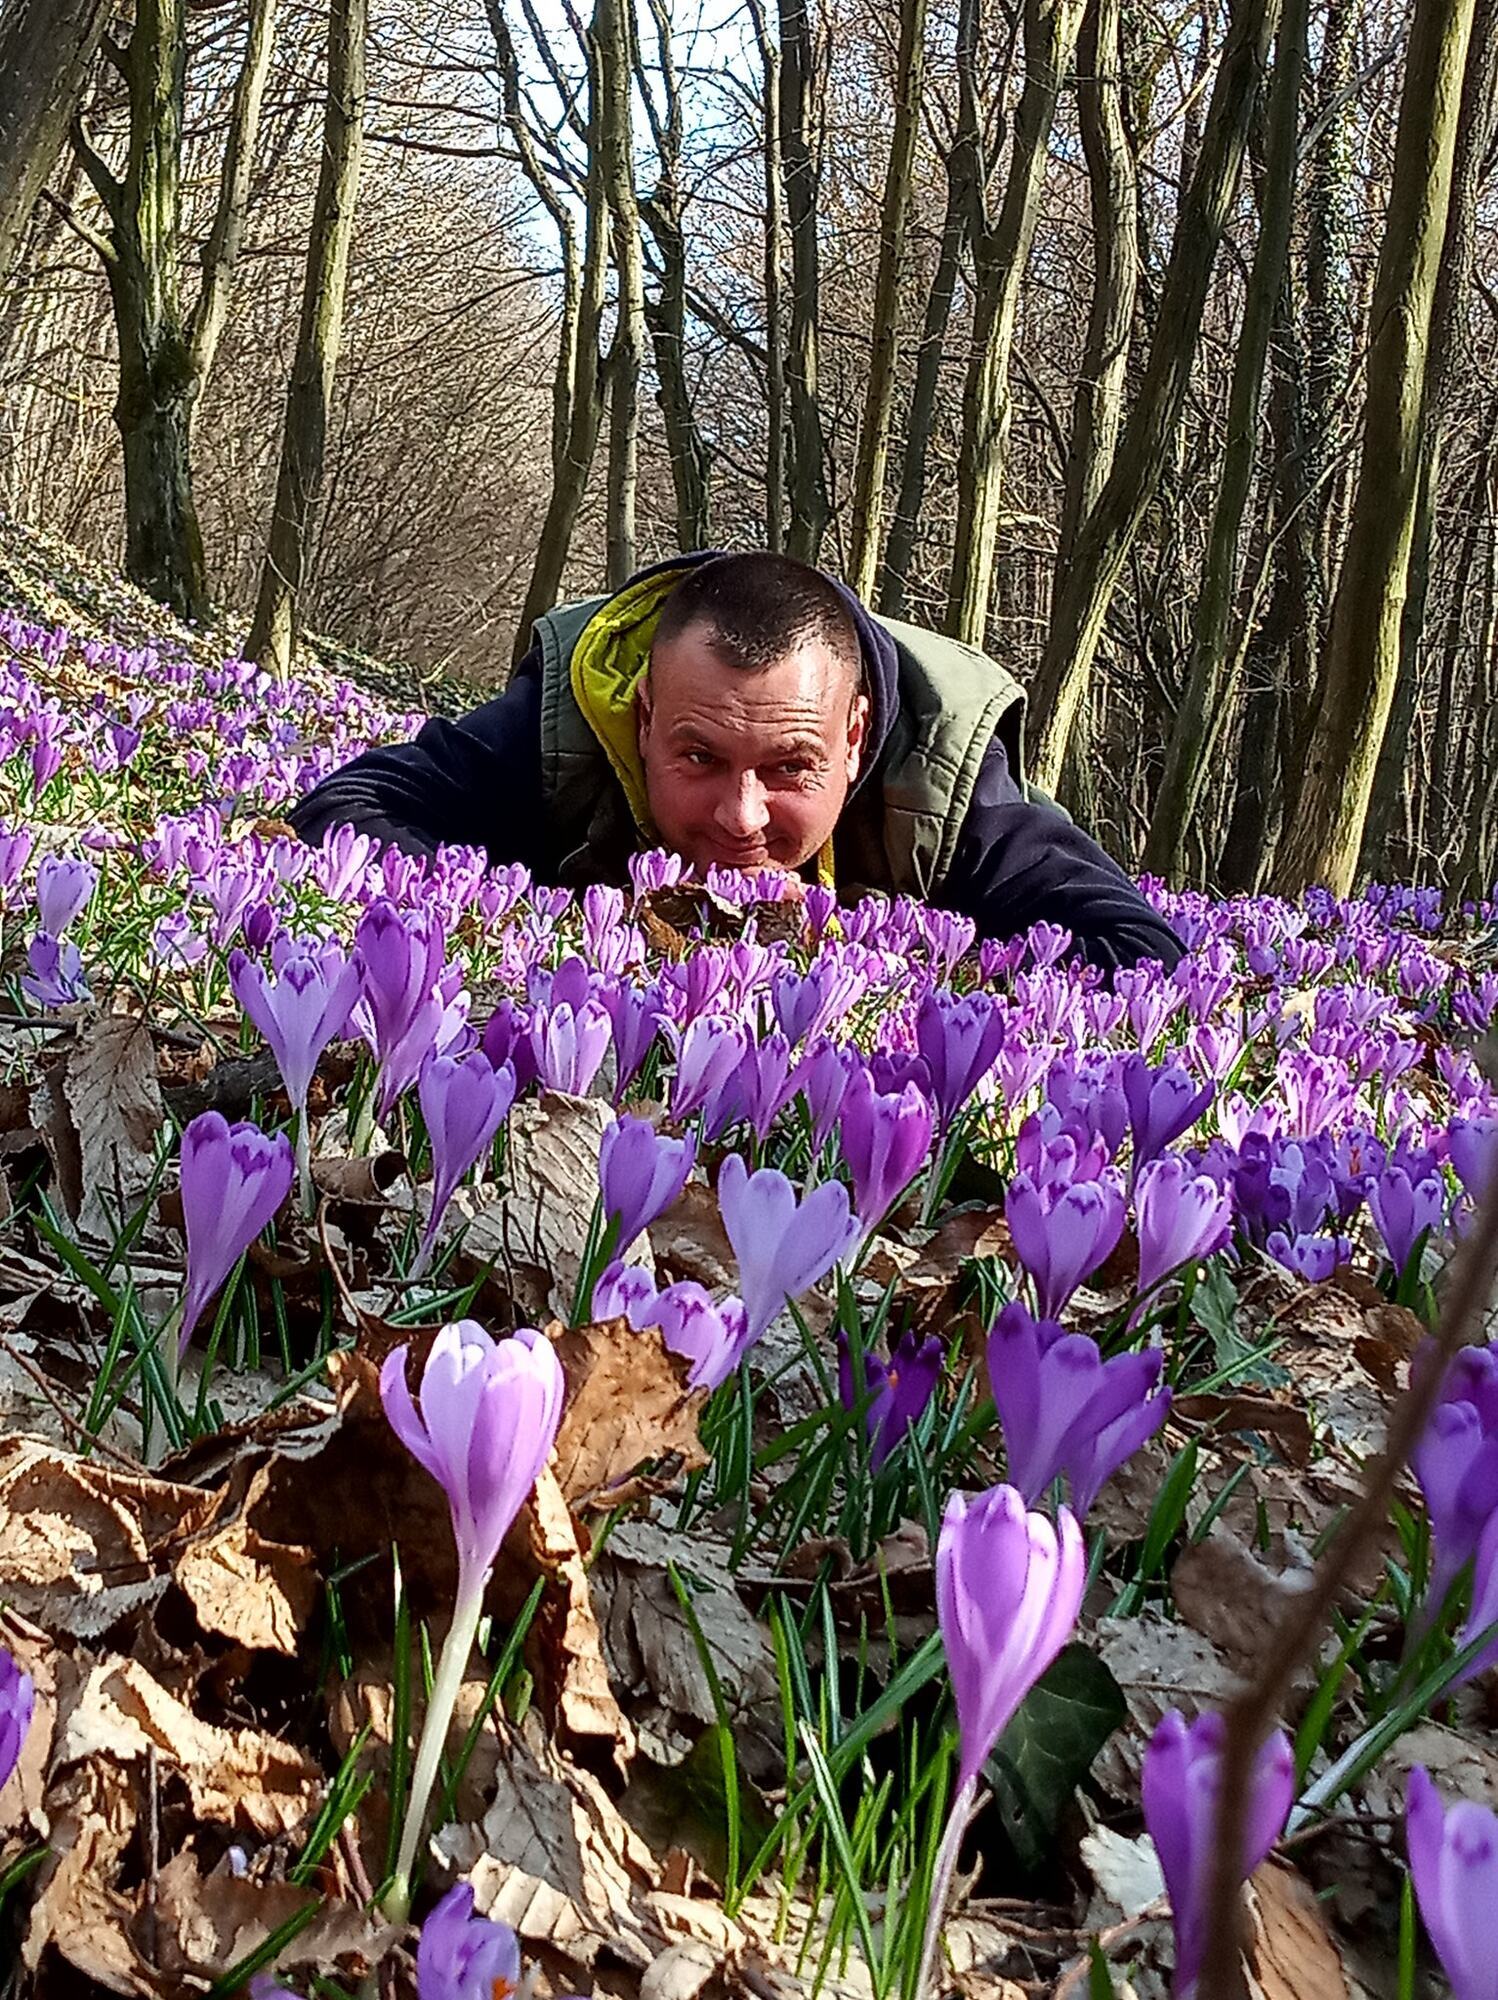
[{"left": 533, "top": 595, "right": 1029, "bottom": 897}]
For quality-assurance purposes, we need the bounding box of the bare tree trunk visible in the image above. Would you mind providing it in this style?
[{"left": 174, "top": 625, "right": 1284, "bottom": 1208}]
[
  {"left": 0, "top": 0, "right": 109, "bottom": 297},
  {"left": 877, "top": 167, "right": 967, "bottom": 615},
  {"left": 188, "top": 0, "right": 277, "bottom": 398},
  {"left": 943, "top": 0, "right": 1085, "bottom": 645},
  {"left": 597, "top": 0, "right": 645, "bottom": 586},
  {"left": 1273, "top": 0, "right": 1479, "bottom": 896},
  {"left": 1300, "top": 0, "right": 1356, "bottom": 614},
  {"left": 846, "top": 0, "right": 926, "bottom": 599},
  {"left": 778, "top": 0, "right": 827, "bottom": 562},
  {"left": 1055, "top": 0, "right": 1138, "bottom": 569},
  {"left": 749, "top": 0, "right": 787, "bottom": 553},
  {"left": 1143, "top": 0, "right": 1306, "bottom": 880},
  {"left": 247, "top": 0, "right": 368, "bottom": 676},
  {"left": 1455, "top": 458, "right": 1498, "bottom": 899},
  {"left": 1358, "top": 0, "right": 1498, "bottom": 873},
  {"left": 1027, "top": 0, "right": 1280, "bottom": 791},
  {"left": 509, "top": 11, "right": 612, "bottom": 659}
]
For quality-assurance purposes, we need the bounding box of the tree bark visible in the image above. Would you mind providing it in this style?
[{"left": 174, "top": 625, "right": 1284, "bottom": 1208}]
[
  {"left": 1455, "top": 457, "right": 1498, "bottom": 900},
  {"left": 846, "top": 0, "right": 927, "bottom": 600},
  {"left": 748, "top": 0, "right": 787, "bottom": 552},
  {"left": 247, "top": 0, "right": 368, "bottom": 676},
  {"left": 509, "top": 8, "right": 612, "bottom": 653},
  {"left": 1054, "top": 0, "right": 1138, "bottom": 569},
  {"left": 188, "top": 0, "right": 278, "bottom": 396},
  {"left": 0, "top": 0, "right": 110, "bottom": 298},
  {"left": 1026, "top": 0, "right": 1280, "bottom": 791},
  {"left": 943, "top": 0, "right": 1085, "bottom": 645},
  {"left": 1272, "top": 0, "right": 1479, "bottom": 896},
  {"left": 597, "top": 0, "right": 645, "bottom": 587},
  {"left": 1143, "top": 0, "right": 1306, "bottom": 880},
  {"left": 778, "top": 0, "right": 828, "bottom": 562}
]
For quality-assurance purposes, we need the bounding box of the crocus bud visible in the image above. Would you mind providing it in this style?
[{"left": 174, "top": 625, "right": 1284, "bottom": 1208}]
[
  {"left": 1406, "top": 1765, "right": 1498, "bottom": 2000},
  {"left": 645, "top": 1281, "right": 750, "bottom": 1391},
  {"left": 838, "top": 1073, "right": 934, "bottom": 1242},
  {"left": 1367, "top": 1164, "right": 1446, "bottom": 1276},
  {"left": 915, "top": 989, "right": 1006, "bottom": 1131},
  {"left": 668, "top": 1015, "right": 749, "bottom": 1123},
  {"left": 35, "top": 855, "right": 97, "bottom": 935},
  {"left": 414, "top": 1051, "right": 517, "bottom": 1277},
  {"left": 598, "top": 1115, "right": 695, "bottom": 1252},
  {"left": 20, "top": 933, "right": 90, "bottom": 1009},
  {"left": 717, "top": 1153, "right": 861, "bottom": 1349},
  {"left": 1141, "top": 1709, "right": 1294, "bottom": 1995},
  {"left": 415, "top": 1882, "right": 522, "bottom": 2000},
  {"left": 1134, "top": 1157, "right": 1233, "bottom": 1299},
  {"left": 380, "top": 1321, "right": 564, "bottom": 1598},
  {"left": 230, "top": 941, "right": 361, "bottom": 1123},
  {"left": 1005, "top": 1171, "right": 1126, "bottom": 1318},
  {"left": 937, "top": 1484, "right": 1085, "bottom": 1789},
  {"left": 178, "top": 1112, "right": 295, "bottom": 1351},
  {"left": 530, "top": 999, "right": 611, "bottom": 1096},
  {"left": 1121, "top": 1056, "right": 1214, "bottom": 1175},
  {"left": 0, "top": 1645, "right": 34, "bottom": 1794},
  {"left": 986, "top": 1301, "right": 1169, "bottom": 1517},
  {"left": 839, "top": 1328, "right": 945, "bottom": 1471}
]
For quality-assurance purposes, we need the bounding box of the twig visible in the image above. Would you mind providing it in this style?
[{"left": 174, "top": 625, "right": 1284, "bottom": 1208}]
[
  {"left": 1198, "top": 1170, "right": 1498, "bottom": 1999},
  {"left": 0, "top": 1331, "right": 148, "bottom": 1472},
  {"left": 1053, "top": 1902, "right": 1168, "bottom": 1997}
]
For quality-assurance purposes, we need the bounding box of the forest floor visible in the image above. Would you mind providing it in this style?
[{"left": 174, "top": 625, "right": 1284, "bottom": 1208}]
[{"left": 0, "top": 512, "right": 1493, "bottom": 2000}]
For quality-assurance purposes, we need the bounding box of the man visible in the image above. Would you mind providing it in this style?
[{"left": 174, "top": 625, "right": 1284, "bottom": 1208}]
[{"left": 291, "top": 551, "right": 1181, "bottom": 971}]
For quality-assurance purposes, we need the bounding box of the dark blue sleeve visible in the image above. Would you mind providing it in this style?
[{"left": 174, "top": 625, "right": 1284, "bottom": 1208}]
[
  {"left": 941, "top": 733, "right": 1183, "bottom": 972},
  {"left": 289, "top": 653, "right": 547, "bottom": 867}
]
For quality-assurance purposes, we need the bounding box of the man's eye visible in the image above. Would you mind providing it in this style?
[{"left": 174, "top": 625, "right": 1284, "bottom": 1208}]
[{"left": 685, "top": 750, "right": 716, "bottom": 768}]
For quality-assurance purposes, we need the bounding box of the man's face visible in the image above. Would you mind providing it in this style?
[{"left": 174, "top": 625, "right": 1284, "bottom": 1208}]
[{"left": 638, "top": 618, "right": 870, "bottom": 875}]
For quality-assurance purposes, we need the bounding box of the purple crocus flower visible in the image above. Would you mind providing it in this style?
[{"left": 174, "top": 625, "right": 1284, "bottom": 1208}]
[
  {"left": 354, "top": 899, "right": 446, "bottom": 1069},
  {"left": 1142, "top": 1709, "right": 1294, "bottom": 1996},
  {"left": 986, "top": 1301, "right": 1170, "bottom": 1517},
  {"left": 1406, "top": 1766, "right": 1498, "bottom": 2000},
  {"left": 35, "top": 855, "right": 97, "bottom": 935},
  {"left": 20, "top": 933, "right": 90, "bottom": 1009},
  {"left": 839, "top": 1328, "right": 945, "bottom": 1471},
  {"left": 413, "top": 1052, "right": 517, "bottom": 1279},
  {"left": 648, "top": 1281, "right": 750, "bottom": 1390},
  {"left": 415, "top": 1881, "right": 521, "bottom": 2000},
  {"left": 937, "top": 1483, "right": 1085, "bottom": 1789},
  {"left": 598, "top": 980, "right": 665, "bottom": 1101},
  {"left": 668, "top": 1015, "right": 749, "bottom": 1123},
  {"left": 797, "top": 1039, "right": 854, "bottom": 1149},
  {"left": 530, "top": 999, "right": 611, "bottom": 1096},
  {"left": 379, "top": 1321, "right": 564, "bottom": 1918},
  {"left": 178, "top": 1111, "right": 296, "bottom": 1352},
  {"left": 592, "top": 1260, "right": 660, "bottom": 1323},
  {"left": 1005, "top": 1171, "right": 1126, "bottom": 1318},
  {"left": 0, "top": 823, "right": 35, "bottom": 893},
  {"left": 0, "top": 1645, "right": 34, "bottom": 1794},
  {"left": 1122, "top": 1056, "right": 1214, "bottom": 1174},
  {"left": 481, "top": 998, "right": 539, "bottom": 1096},
  {"left": 1367, "top": 1164, "right": 1446, "bottom": 1276},
  {"left": 230, "top": 940, "right": 361, "bottom": 1206},
  {"left": 1450, "top": 1115, "right": 1498, "bottom": 1206},
  {"left": 716, "top": 1153, "right": 861, "bottom": 1347},
  {"left": 598, "top": 1115, "right": 696, "bottom": 1250},
  {"left": 839, "top": 1074, "right": 934, "bottom": 1242},
  {"left": 1449, "top": 1505, "right": 1498, "bottom": 1690},
  {"left": 914, "top": 990, "right": 1006, "bottom": 1131},
  {"left": 1134, "top": 1157, "right": 1233, "bottom": 1300},
  {"left": 1412, "top": 1346, "right": 1498, "bottom": 1609}
]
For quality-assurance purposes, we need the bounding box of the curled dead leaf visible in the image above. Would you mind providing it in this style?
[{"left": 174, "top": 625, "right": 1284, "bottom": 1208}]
[{"left": 550, "top": 1317, "right": 707, "bottom": 1506}]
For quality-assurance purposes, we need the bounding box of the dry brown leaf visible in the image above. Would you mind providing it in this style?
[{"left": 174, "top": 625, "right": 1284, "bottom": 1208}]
[
  {"left": 1246, "top": 1860, "right": 1350, "bottom": 2000},
  {"left": 1173, "top": 1390, "right": 1314, "bottom": 1467},
  {"left": 0, "top": 1438, "right": 212, "bottom": 1638},
  {"left": 62, "top": 1014, "right": 169, "bottom": 1242},
  {"left": 173, "top": 1515, "right": 318, "bottom": 1654},
  {"left": 1169, "top": 1525, "right": 1317, "bottom": 1687},
  {"left": 152, "top": 1850, "right": 391, "bottom": 1984},
  {"left": 551, "top": 1317, "right": 707, "bottom": 1505},
  {"left": 22, "top": 1756, "right": 148, "bottom": 1993},
  {"left": 1092, "top": 1612, "right": 1241, "bottom": 1796},
  {"left": 437, "top": 1720, "right": 663, "bottom": 1972},
  {"left": 55, "top": 1653, "right": 322, "bottom": 1837},
  {"left": 455, "top": 1092, "right": 617, "bottom": 1317},
  {"left": 593, "top": 1520, "right": 779, "bottom": 1767},
  {"left": 651, "top": 1181, "right": 737, "bottom": 1293},
  {"left": 528, "top": 1465, "right": 637, "bottom": 1769}
]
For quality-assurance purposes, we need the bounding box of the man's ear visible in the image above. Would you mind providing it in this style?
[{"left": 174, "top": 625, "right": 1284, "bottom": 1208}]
[{"left": 845, "top": 691, "right": 871, "bottom": 780}]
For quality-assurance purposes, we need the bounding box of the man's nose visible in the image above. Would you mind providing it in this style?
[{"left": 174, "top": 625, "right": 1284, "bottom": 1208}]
[{"left": 716, "top": 773, "right": 770, "bottom": 837}]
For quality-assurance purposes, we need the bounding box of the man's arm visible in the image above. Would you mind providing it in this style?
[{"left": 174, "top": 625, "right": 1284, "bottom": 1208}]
[
  {"left": 288, "top": 654, "right": 547, "bottom": 865},
  {"left": 942, "top": 733, "right": 1184, "bottom": 972}
]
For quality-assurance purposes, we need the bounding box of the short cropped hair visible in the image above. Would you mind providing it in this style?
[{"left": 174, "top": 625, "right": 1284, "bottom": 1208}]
[{"left": 652, "top": 552, "right": 862, "bottom": 687}]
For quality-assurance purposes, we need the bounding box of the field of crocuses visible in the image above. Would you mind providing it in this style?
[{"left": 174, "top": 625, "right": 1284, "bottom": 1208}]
[{"left": 4, "top": 597, "right": 1498, "bottom": 2000}]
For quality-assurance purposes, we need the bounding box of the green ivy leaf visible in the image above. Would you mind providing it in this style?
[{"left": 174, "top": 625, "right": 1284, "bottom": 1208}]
[{"left": 983, "top": 1644, "right": 1126, "bottom": 1874}]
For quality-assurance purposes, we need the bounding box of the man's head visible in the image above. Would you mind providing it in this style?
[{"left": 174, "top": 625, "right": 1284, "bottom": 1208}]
[{"left": 638, "top": 553, "right": 872, "bottom": 875}]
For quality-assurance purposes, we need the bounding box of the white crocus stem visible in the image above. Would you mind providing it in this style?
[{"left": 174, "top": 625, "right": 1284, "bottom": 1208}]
[
  {"left": 916, "top": 1772, "right": 977, "bottom": 2000},
  {"left": 382, "top": 1572, "right": 486, "bottom": 1924},
  {"left": 295, "top": 1106, "right": 314, "bottom": 1219}
]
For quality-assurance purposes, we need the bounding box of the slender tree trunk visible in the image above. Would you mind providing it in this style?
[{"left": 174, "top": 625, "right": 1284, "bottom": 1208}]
[
  {"left": 943, "top": 0, "right": 1085, "bottom": 645},
  {"left": 597, "top": 0, "right": 645, "bottom": 586},
  {"left": 0, "top": 0, "right": 109, "bottom": 297},
  {"left": 1455, "top": 460, "right": 1498, "bottom": 900},
  {"left": 749, "top": 0, "right": 787, "bottom": 553},
  {"left": 1358, "top": 0, "right": 1498, "bottom": 872},
  {"left": 778, "top": 0, "right": 827, "bottom": 562},
  {"left": 847, "top": 0, "right": 926, "bottom": 599},
  {"left": 247, "top": 0, "right": 368, "bottom": 675},
  {"left": 187, "top": 0, "right": 277, "bottom": 396},
  {"left": 1273, "top": 0, "right": 1479, "bottom": 896},
  {"left": 877, "top": 167, "right": 967, "bottom": 616},
  {"left": 1143, "top": 0, "right": 1306, "bottom": 880},
  {"left": 1300, "top": 0, "right": 1356, "bottom": 609},
  {"left": 1055, "top": 0, "right": 1138, "bottom": 569},
  {"left": 1027, "top": 0, "right": 1280, "bottom": 791}
]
